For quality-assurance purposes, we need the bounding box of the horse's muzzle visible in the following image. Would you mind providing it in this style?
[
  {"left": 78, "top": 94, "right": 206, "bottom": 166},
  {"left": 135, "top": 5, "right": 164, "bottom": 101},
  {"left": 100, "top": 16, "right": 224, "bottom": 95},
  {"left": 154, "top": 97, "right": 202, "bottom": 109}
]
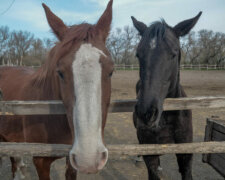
[{"left": 69, "top": 147, "right": 108, "bottom": 173}]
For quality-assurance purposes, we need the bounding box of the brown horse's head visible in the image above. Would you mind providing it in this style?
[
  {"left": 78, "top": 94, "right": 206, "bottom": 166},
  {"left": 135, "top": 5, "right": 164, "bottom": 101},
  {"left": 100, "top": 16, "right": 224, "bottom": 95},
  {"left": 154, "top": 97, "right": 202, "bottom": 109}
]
[{"left": 42, "top": 0, "right": 113, "bottom": 173}]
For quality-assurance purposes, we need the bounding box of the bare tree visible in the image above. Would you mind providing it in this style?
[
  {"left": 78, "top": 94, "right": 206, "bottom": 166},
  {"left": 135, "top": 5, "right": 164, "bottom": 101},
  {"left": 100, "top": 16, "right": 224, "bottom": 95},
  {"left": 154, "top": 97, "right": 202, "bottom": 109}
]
[
  {"left": 181, "top": 30, "right": 225, "bottom": 66},
  {"left": 0, "top": 26, "right": 10, "bottom": 65},
  {"left": 107, "top": 28, "right": 124, "bottom": 64},
  {"left": 0, "top": 26, "right": 56, "bottom": 66},
  {"left": 198, "top": 30, "right": 225, "bottom": 65},
  {"left": 121, "top": 26, "right": 139, "bottom": 65},
  {"left": 1, "top": 25, "right": 224, "bottom": 67},
  {"left": 181, "top": 31, "right": 202, "bottom": 64},
  {"left": 107, "top": 26, "right": 140, "bottom": 65},
  {"left": 10, "top": 30, "right": 34, "bottom": 65}
]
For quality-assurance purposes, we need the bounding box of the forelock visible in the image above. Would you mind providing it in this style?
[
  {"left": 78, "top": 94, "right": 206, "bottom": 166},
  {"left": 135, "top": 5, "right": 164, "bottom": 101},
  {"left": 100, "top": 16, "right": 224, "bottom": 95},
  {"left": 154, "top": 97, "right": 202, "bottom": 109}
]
[
  {"left": 137, "top": 19, "right": 171, "bottom": 52},
  {"left": 146, "top": 19, "right": 168, "bottom": 40}
]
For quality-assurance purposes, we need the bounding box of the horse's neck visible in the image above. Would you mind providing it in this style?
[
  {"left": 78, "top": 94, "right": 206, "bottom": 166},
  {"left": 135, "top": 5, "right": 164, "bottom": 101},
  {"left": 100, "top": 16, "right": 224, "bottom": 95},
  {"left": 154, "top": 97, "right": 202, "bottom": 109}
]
[{"left": 30, "top": 66, "right": 61, "bottom": 100}]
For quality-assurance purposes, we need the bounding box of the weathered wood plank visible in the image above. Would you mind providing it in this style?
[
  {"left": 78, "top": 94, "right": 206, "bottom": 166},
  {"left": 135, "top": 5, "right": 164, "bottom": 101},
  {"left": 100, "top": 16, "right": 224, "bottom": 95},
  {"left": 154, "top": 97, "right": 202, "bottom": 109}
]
[
  {"left": 212, "top": 130, "right": 225, "bottom": 141},
  {"left": 215, "top": 153, "right": 225, "bottom": 163},
  {"left": 213, "top": 120, "right": 225, "bottom": 134},
  {"left": 0, "top": 101, "right": 64, "bottom": 115},
  {"left": 109, "top": 96, "right": 225, "bottom": 112},
  {"left": 203, "top": 119, "right": 225, "bottom": 177},
  {"left": 108, "top": 142, "right": 225, "bottom": 156},
  {"left": 0, "top": 96, "right": 225, "bottom": 115},
  {"left": 163, "top": 96, "right": 225, "bottom": 111},
  {"left": 208, "top": 154, "right": 225, "bottom": 177},
  {"left": 109, "top": 99, "right": 136, "bottom": 113},
  {"left": 0, "top": 142, "right": 224, "bottom": 157},
  {"left": 202, "top": 119, "right": 214, "bottom": 163}
]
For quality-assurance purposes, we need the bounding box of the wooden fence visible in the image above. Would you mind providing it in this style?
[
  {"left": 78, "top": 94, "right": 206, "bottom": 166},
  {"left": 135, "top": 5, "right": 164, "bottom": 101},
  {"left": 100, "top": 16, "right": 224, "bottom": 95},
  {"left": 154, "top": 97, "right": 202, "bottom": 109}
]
[
  {"left": 0, "top": 142, "right": 224, "bottom": 158},
  {"left": 2, "top": 64, "right": 225, "bottom": 71},
  {"left": 0, "top": 96, "right": 225, "bottom": 157},
  {"left": 0, "top": 96, "right": 225, "bottom": 115},
  {"left": 114, "top": 64, "right": 225, "bottom": 70}
]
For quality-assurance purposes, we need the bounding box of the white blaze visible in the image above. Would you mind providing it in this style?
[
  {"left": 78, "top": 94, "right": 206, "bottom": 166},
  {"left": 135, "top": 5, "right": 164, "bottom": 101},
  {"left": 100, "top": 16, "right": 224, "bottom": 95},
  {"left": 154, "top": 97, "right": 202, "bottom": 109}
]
[
  {"left": 71, "top": 43, "right": 106, "bottom": 161},
  {"left": 150, "top": 37, "right": 157, "bottom": 49}
]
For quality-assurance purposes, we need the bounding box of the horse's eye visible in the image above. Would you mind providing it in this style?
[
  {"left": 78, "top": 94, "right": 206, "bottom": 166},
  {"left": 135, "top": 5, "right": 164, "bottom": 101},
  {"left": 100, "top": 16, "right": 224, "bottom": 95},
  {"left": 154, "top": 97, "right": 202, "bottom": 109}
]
[
  {"left": 57, "top": 70, "right": 64, "bottom": 80},
  {"left": 171, "top": 54, "right": 176, "bottom": 59},
  {"left": 109, "top": 71, "right": 113, "bottom": 77},
  {"left": 171, "top": 49, "right": 179, "bottom": 59}
]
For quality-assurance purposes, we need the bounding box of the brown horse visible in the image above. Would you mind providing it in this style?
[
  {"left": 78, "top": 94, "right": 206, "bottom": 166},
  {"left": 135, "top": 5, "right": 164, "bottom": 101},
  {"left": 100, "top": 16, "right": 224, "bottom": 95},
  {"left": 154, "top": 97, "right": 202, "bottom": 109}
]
[{"left": 0, "top": 0, "right": 114, "bottom": 179}]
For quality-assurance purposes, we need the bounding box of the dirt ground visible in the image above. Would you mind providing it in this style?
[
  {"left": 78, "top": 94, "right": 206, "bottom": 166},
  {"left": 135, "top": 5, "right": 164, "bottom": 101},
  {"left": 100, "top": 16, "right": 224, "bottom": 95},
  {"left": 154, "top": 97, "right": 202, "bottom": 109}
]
[{"left": 0, "top": 70, "right": 225, "bottom": 180}]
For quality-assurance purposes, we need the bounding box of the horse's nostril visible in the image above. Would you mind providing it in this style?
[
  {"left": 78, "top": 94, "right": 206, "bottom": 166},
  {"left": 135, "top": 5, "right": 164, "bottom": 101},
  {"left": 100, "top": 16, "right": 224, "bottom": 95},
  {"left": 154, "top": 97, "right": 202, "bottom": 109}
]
[
  {"left": 150, "top": 107, "right": 158, "bottom": 117},
  {"left": 135, "top": 104, "right": 147, "bottom": 117},
  {"left": 135, "top": 103, "right": 160, "bottom": 126},
  {"left": 150, "top": 108, "right": 157, "bottom": 119},
  {"left": 141, "top": 107, "right": 159, "bottom": 125},
  {"left": 69, "top": 153, "right": 78, "bottom": 170},
  {"left": 145, "top": 113, "right": 150, "bottom": 120},
  {"left": 96, "top": 150, "right": 108, "bottom": 170}
]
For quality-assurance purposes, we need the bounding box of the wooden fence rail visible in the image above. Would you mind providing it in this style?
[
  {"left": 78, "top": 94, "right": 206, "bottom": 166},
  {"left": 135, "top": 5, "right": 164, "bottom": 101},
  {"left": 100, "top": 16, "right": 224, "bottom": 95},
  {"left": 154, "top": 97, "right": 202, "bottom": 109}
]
[
  {"left": 0, "top": 142, "right": 224, "bottom": 157},
  {"left": 0, "top": 96, "right": 225, "bottom": 115}
]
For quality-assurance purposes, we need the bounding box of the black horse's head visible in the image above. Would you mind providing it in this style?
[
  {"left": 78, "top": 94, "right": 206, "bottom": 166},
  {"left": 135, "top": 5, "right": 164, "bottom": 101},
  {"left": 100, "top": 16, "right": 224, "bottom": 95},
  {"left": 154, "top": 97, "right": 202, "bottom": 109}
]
[{"left": 132, "top": 12, "right": 202, "bottom": 130}]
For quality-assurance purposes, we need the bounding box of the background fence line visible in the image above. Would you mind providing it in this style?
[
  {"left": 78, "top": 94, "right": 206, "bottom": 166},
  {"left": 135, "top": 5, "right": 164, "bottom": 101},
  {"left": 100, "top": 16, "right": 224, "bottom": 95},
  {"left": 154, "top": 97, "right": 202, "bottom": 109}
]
[
  {"left": 114, "top": 64, "right": 225, "bottom": 70},
  {"left": 1, "top": 64, "right": 225, "bottom": 70}
]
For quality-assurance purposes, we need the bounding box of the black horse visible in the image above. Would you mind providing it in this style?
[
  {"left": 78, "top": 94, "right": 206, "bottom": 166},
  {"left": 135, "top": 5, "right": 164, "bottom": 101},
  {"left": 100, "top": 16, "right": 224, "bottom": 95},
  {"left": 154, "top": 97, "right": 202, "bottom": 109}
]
[{"left": 131, "top": 12, "right": 202, "bottom": 180}]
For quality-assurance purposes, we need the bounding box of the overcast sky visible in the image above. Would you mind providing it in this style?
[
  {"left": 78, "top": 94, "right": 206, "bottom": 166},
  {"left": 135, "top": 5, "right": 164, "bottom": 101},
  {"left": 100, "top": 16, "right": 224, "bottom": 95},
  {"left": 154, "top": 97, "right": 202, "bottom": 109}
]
[{"left": 0, "top": 0, "right": 224, "bottom": 39}]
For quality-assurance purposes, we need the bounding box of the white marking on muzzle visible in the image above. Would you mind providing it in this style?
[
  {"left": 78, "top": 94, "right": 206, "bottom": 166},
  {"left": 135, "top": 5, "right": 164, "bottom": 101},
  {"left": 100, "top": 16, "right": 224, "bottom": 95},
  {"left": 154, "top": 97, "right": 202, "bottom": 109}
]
[{"left": 71, "top": 43, "right": 107, "bottom": 169}]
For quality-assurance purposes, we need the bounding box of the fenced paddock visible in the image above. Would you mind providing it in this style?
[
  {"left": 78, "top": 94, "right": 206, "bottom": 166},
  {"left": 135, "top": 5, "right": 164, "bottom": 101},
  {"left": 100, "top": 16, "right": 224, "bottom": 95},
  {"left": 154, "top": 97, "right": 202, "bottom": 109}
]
[
  {"left": 1, "top": 69, "right": 225, "bottom": 179},
  {"left": 1, "top": 69, "right": 224, "bottom": 179},
  {"left": 0, "top": 74, "right": 225, "bottom": 180}
]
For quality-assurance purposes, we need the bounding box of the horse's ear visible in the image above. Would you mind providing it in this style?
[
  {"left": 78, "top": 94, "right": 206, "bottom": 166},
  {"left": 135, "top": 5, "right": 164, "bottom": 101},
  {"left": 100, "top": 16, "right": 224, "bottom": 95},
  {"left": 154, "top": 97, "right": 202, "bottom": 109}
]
[
  {"left": 42, "top": 3, "right": 68, "bottom": 41},
  {"left": 173, "top": 12, "right": 202, "bottom": 37},
  {"left": 131, "top": 16, "right": 147, "bottom": 36},
  {"left": 95, "top": 0, "right": 113, "bottom": 43}
]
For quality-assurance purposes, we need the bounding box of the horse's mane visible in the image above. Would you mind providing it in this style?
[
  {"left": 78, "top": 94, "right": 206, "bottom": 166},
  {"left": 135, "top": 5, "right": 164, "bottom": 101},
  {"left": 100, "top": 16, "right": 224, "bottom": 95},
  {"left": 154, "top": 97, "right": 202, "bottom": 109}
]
[
  {"left": 31, "top": 23, "right": 95, "bottom": 89},
  {"left": 145, "top": 19, "right": 168, "bottom": 40}
]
